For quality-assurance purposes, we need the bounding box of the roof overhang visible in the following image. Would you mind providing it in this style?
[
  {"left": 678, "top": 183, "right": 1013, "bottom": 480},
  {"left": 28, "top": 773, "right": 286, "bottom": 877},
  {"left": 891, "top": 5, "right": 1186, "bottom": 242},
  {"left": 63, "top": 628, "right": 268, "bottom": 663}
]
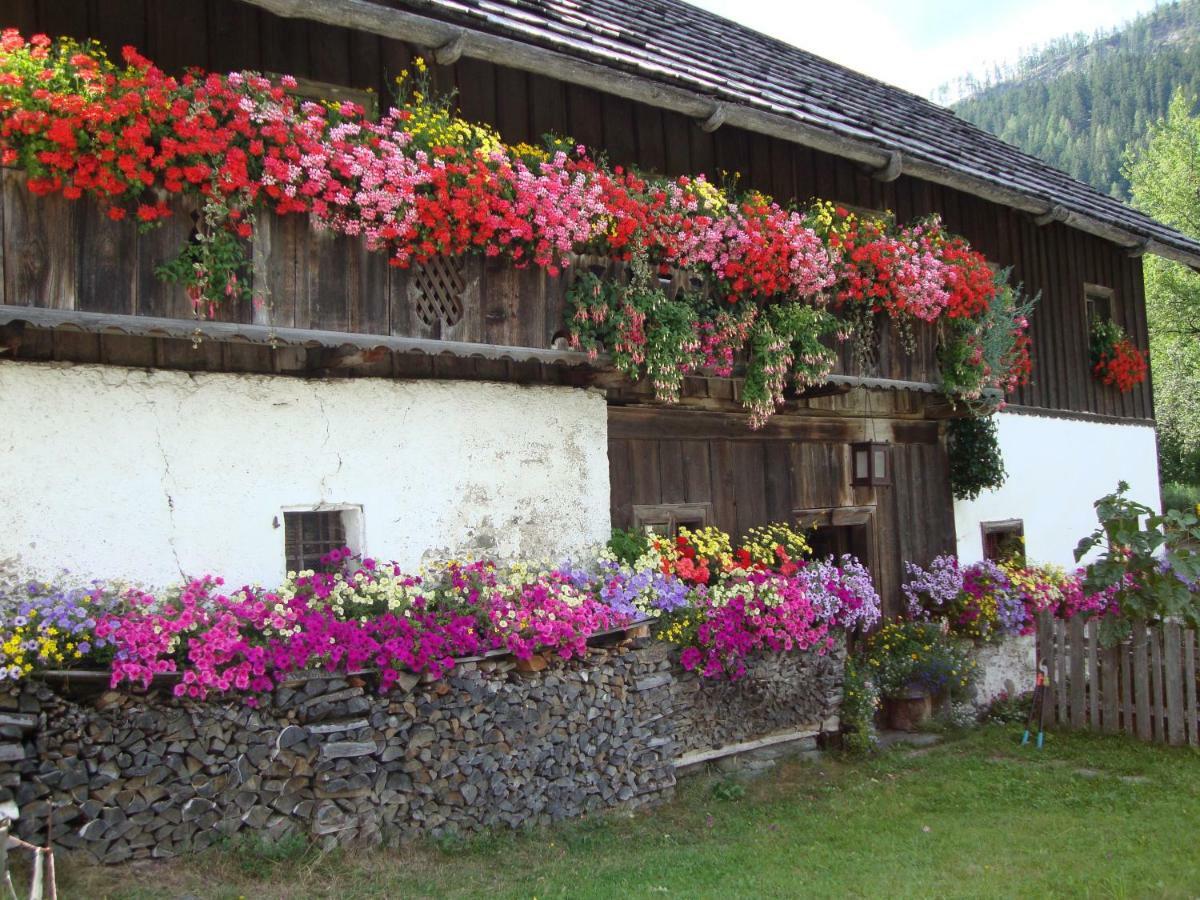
[{"left": 239, "top": 0, "right": 1200, "bottom": 269}]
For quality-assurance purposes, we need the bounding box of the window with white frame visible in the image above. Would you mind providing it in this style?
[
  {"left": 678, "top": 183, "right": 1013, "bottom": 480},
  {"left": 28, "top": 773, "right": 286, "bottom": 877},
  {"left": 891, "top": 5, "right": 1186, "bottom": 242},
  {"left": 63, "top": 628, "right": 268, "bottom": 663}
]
[{"left": 283, "top": 505, "right": 363, "bottom": 572}]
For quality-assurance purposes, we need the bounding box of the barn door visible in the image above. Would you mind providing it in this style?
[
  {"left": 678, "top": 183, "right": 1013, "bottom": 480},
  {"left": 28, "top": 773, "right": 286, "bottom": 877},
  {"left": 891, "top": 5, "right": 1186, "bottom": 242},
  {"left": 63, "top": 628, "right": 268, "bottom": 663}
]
[{"left": 607, "top": 405, "right": 956, "bottom": 617}]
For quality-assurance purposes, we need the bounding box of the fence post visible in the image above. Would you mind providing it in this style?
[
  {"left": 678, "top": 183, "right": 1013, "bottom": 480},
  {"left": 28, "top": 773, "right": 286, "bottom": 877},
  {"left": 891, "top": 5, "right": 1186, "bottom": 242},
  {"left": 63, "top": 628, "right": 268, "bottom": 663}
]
[
  {"left": 1184, "top": 629, "right": 1198, "bottom": 747},
  {"left": 1164, "top": 622, "right": 1185, "bottom": 746},
  {"left": 1086, "top": 620, "right": 1100, "bottom": 727},
  {"left": 1069, "top": 617, "right": 1086, "bottom": 728},
  {"left": 1056, "top": 619, "right": 1069, "bottom": 724},
  {"left": 1149, "top": 625, "right": 1165, "bottom": 742},
  {"left": 1133, "top": 620, "right": 1152, "bottom": 741}
]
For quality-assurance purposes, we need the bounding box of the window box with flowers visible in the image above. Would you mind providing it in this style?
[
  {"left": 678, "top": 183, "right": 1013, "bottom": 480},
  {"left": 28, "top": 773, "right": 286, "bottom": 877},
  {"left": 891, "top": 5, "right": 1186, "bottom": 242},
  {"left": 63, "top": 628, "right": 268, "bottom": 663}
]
[
  {"left": 0, "top": 31, "right": 1038, "bottom": 429},
  {"left": 1089, "top": 318, "right": 1148, "bottom": 393}
]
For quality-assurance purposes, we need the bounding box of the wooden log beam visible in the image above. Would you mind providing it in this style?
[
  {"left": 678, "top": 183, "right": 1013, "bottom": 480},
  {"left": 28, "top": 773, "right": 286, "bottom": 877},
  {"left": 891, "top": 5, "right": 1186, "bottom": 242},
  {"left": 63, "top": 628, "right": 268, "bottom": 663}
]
[{"left": 234, "top": 0, "right": 1200, "bottom": 269}]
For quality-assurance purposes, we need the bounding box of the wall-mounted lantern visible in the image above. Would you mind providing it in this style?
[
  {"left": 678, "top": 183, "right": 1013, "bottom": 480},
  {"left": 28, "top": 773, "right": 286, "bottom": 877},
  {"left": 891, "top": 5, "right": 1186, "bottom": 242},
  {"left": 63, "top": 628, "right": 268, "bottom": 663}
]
[{"left": 851, "top": 440, "right": 891, "bottom": 487}]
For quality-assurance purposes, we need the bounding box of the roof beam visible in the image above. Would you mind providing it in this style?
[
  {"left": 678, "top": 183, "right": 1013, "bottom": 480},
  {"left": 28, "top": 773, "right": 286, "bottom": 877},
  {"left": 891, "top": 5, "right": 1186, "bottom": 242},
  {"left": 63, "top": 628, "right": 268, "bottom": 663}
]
[
  {"left": 871, "top": 150, "right": 903, "bottom": 183},
  {"left": 235, "top": 0, "right": 1200, "bottom": 269}
]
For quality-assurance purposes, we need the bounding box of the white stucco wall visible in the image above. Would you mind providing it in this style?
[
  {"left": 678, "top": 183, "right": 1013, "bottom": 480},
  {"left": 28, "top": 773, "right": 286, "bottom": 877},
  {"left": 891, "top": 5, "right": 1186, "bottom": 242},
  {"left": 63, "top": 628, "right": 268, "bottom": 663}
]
[
  {"left": 953, "top": 411, "right": 1161, "bottom": 567},
  {"left": 0, "top": 361, "right": 611, "bottom": 587},
  {"left": 972, "top": 635, "right": 1037, "bottom": 708}
]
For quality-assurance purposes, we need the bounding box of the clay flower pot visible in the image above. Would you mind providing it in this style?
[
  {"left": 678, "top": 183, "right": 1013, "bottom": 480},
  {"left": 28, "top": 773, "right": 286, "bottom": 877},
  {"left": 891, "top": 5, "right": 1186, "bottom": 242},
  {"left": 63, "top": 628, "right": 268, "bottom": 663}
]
[{"left": 884, "top": 685, "right": 933, "bottom": 732}]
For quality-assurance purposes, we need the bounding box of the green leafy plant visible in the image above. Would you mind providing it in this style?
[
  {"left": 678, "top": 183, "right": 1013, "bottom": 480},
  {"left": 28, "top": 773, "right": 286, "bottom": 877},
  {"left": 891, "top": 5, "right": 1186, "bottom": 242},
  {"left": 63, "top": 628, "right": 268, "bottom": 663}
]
[
  {"left": 947, "top": 416, "right": 1008, "bottom": 501},
  {"left": 710, "top": 778, "right": 746, "bottom": 801},
  {"left": 982, "top": 690, "right": 1032, "bottom": 725},
  {"left": 841, "top": 657, "right": 880, "bottom": 754},
  {"left": 742, "top": 303, "right": 838, "bottom": 428},
  {"left": 607, "top": 528, "right": 652, "bottom": 566},
  {"left": 859, "top": 620, "right": 977, "bottom": 700},
  {"left": 1074, "top": 481, "right": 1200, "bottom": 642},
  {"left": 938, "top": 276, "right": 1038, "bottom": 409}
]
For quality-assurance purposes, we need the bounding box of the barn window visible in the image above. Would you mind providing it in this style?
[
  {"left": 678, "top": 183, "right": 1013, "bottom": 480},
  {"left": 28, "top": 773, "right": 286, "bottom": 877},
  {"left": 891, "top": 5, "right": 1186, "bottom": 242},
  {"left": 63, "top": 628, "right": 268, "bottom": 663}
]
[
  {"left": 1084, "top": 284, "right": 1114, "bottom": 327},
  {"left": 981, "top": 519, "right": 1025, "bottom": 565},
  {"left": 796, "top": 506, "right": 873, "bottom": 564},
  {"left": 283, "top": 506, "right": 363, "bottom": 572},
  {"left": 632, "top": 503, "right": 712, "bottom": 538}
]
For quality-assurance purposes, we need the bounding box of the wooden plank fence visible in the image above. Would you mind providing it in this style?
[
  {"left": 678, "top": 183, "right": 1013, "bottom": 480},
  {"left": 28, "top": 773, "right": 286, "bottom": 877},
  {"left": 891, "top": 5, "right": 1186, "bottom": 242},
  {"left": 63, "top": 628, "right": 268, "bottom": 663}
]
[{"left": 1036, "top": 613, "right": 1200, "bottom": 746}]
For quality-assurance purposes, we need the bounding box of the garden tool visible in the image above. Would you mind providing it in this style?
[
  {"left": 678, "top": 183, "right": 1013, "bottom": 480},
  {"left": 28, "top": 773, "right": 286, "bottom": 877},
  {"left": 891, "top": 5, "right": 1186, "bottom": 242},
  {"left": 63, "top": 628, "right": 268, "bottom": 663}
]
[{"left": 1021, "top": 662, "right": 1048, "bottom": 748}]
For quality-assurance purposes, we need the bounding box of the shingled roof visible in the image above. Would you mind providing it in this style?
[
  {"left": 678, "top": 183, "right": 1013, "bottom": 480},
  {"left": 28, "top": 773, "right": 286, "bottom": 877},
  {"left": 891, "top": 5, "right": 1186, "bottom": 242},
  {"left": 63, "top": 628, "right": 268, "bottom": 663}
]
[{"left": 251, "top": 0, "right": 1200, "bottom": 267}]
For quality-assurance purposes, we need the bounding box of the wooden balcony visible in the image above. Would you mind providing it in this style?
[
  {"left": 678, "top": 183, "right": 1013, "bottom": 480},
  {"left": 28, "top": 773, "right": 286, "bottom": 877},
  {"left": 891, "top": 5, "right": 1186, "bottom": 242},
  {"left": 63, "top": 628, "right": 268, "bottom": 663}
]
[{"left": 0, "top": 171, "right": 944, "bottom": 394}]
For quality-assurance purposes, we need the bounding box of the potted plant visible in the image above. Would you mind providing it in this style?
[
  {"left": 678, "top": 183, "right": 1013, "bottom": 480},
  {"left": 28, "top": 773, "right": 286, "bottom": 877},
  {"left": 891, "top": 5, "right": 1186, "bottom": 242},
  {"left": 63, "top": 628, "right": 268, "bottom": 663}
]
[{"left": 859, "top": 620, "right": 977, "bottom": 731}]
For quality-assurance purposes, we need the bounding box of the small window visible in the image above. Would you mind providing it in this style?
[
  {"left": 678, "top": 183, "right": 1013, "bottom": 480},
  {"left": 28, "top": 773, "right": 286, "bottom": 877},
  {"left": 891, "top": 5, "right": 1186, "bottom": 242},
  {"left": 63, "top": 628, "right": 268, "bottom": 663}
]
[
  {"left": 632, "top": 503, "right": 712, "bottom": 539},
  {"left": 981, "top": 519, "right": 1025, "bottom": 566},
  {"left": 1085, "top": 284, "right": 1114, "bottom": 327},
  {"left": 283, "top": 506, "right": 362, "bottom": 572}
]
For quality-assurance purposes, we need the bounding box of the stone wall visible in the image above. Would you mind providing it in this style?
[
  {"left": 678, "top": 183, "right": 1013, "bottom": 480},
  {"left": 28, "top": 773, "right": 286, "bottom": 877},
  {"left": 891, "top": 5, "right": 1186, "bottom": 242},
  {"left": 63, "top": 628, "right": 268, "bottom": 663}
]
[
  {"left": 670, "top": 640, "right": 845, "bottom": 761},
  {"left": 0, "top": 642, "right": 844, "bottom": 864},
  {"left": 0, "top": 645, "right": 676, "bottom": 863}
]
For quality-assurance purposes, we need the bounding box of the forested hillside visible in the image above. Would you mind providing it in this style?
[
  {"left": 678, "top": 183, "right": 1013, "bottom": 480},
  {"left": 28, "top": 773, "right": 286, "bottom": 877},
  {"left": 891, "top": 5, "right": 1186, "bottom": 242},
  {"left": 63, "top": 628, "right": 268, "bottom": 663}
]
[{"left": 947, "top": 1, "right": 1200, "bottom": 198}]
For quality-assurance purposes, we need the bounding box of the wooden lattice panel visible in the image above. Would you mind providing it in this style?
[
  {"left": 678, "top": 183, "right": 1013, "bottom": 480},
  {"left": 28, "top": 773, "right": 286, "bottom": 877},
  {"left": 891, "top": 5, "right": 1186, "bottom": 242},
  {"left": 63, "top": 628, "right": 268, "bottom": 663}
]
[{"left": 409, "top": 255, "right": 466, "bottom": 328}]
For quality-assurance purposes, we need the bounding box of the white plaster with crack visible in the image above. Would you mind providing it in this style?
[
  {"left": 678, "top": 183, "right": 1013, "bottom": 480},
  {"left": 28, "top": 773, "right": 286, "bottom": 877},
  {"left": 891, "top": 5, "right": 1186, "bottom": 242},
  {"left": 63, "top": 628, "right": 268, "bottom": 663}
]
[{"left": 0, "top": 361, "right": 611, "bottom": 587}]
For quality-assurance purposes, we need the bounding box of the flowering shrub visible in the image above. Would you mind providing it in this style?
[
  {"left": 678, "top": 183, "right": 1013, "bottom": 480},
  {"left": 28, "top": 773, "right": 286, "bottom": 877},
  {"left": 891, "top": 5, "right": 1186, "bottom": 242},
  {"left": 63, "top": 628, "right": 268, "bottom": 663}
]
[
  {"left": 680, "top": 570, "right": 834, "bottom": 680},
  {"left": 4, "top": 531, "right": 879, "bottom": 692},
  {"left": 1090, "top": 319, "right": 1148, "bottom": 393},
  {"left": 0, "top": 31, "right": 1034, "bottom": 426},
  {"left": 903, "top": 555, "right": 1121, "bottom": 641},
  {"left": 860, "top": 620, "right": 977, "bottom": 699},
  {"left": 1075, "top": 481, "right": 1200, "bottom": 643},
  {"left": 0, "top": 572, "right": 119, "bottom": 680},
  {"left": 616, "top": 522, "right": 878, "bottom": 678}
]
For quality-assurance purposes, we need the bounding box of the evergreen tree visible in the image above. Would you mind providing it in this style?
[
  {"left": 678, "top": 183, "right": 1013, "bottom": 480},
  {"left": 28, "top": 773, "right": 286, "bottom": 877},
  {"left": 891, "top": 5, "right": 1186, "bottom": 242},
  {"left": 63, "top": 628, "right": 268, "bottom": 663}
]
[{"left": 949, "top": 0, "right": 1200, "bottom": 199}]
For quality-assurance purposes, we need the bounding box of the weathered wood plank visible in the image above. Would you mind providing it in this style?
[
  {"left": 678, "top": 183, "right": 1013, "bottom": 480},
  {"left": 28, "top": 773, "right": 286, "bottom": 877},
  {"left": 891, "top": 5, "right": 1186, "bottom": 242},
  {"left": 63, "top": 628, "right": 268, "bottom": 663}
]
[
  {"left": 1100, "top": 644, "right": 1119, "bottom": 734},
  {"left": 1185, "top": 629, "right": 1198, "bottom": 748},
  {"left": 1164, "top": 622, "right": 1185, "bottom": 746},
  {"left": 628, "top": 439, "right": 662, "bottom": 509},
  {"left": 76, "top": 198, "right": 136, "bottom": 315},
  {"left": 1121, "top": 634, "right": 1135, "bottom": 737},
  {"left": 679, "top": 439, "right": 711, "bottom": 505},
  {"left": 1055, "top": 619, "right": 1068, "bottom": 725},
  {"left": 3, "top": 170, "right": 76, "bottom": 310},
  {"left": 657, "top": 440, "right": 686, "bottom": 504},
  {"left": 608, "top": 438, "right": 632, "bottom": 529},
  {"left": 730, "top": 441, "right": 767, "bottom": 540},
  {"left": 1133, "top": 620, "right": 1152, "bottom": 741},
  {"left": 1069, "top": 616, "right": 1086, "bottom": 729},
  {"left": 1148, "top": 623, "right": 1163, "bottom": 742},
  {"left": 1086, "top": 619, "right": 1099, "bottom": 728}
]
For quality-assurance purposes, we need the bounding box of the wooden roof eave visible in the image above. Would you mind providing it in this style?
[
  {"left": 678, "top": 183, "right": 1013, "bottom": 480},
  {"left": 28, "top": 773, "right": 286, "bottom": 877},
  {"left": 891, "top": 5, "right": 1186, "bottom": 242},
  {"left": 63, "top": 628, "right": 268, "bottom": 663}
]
[
  {"left": 0, "top": 305, "right": 997, "bottom": 409},
  {"left": 0, "top": 305, "right": 596, "bottom": 368}
]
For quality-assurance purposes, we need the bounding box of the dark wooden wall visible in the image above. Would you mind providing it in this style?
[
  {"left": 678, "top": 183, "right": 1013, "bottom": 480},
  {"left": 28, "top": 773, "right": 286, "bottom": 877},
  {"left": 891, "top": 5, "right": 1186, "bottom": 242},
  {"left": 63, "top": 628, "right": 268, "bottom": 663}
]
[
  {"left": 6, "top": 0, "right": 1154, "bottom": 420},
  {"left": 608, "top": 406, "right": 956, "bottom": 615}
]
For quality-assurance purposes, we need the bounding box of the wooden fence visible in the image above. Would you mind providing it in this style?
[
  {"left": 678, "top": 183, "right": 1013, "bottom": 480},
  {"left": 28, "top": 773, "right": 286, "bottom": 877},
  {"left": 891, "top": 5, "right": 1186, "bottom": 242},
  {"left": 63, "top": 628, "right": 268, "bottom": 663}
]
[{"left": 1037, "top": 614, "right": 1199, "bottom": 746}]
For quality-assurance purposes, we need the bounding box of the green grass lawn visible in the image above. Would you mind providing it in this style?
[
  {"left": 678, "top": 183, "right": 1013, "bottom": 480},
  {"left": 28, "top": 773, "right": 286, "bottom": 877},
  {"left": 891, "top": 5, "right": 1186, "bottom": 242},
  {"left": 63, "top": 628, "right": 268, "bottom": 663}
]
[{"left": 57, "top": 726, "right": 1200, "bottom": 899}]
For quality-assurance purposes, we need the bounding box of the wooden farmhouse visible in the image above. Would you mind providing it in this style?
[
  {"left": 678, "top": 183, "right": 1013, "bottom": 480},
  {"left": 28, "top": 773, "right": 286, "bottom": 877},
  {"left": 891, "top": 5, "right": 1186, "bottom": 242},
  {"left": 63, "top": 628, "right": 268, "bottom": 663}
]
[{"left": 0, "top": 0, "right": 1194, "bottom": 615}]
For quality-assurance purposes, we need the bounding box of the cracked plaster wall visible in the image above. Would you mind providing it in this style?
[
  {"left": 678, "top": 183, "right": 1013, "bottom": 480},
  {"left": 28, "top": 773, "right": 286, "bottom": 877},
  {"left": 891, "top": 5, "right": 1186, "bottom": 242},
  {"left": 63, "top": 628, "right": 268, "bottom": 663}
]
[{"left": 0, "top": 361, "right": 611, "bottom": 587}]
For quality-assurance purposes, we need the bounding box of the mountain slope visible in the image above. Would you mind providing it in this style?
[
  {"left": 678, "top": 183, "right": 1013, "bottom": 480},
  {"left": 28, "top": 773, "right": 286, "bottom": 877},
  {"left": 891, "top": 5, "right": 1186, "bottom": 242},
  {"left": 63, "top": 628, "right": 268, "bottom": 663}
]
[{"left": 948, "top": 1, "right": 1200, "bottom": 199}]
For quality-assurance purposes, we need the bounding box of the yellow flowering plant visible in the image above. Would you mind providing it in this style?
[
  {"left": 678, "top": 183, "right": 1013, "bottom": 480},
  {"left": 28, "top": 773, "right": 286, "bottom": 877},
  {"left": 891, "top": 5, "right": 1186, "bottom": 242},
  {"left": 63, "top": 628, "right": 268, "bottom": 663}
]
[
  {"left": 859, "top": 620, "right": 976, "bottom": 700},
  {"left": 0, "top": 573, "right": 121, "bottom": 680},
  {"left": 392, "top": 57, "right": 503, "bottom": 156}
]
